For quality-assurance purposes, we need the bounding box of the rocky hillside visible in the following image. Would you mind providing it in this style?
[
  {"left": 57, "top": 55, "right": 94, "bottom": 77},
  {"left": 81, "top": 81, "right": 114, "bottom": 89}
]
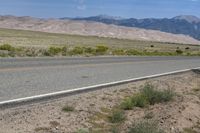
[
  {"left": 72, "top": 15, "right": 200, "bottom": 40},
  {"left": 0, "top": 15, "right": 200, "bottom": 45}
]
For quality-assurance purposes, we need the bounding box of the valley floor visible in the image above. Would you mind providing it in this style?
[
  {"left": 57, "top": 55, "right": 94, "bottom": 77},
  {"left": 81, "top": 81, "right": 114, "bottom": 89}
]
[{"left": 0, "top": 28, "right": 200, "bottom": 57}]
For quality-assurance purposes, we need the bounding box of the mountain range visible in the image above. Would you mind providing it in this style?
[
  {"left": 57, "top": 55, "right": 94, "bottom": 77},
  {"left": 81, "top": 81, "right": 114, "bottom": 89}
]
[
  {"left": 69, "top": 15, "right": 200, "bottom": 40},
  {"left": 0, "top": 15, "right": 200, "bottom": 45}
]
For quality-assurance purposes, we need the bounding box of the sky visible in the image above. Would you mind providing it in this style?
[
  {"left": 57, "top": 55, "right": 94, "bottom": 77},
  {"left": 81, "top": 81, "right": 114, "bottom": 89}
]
[{"left": 0, "top": 0, "right": 199, "bottom": 19}]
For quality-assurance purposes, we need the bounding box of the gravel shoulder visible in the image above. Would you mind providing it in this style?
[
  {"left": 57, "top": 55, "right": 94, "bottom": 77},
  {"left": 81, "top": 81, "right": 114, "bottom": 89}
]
[{"left": 0, "top": 71, "right": 200, "bottom": 133}]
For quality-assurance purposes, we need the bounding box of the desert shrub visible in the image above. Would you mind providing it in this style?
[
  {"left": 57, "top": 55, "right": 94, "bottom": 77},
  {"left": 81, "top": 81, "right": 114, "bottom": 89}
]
[
  {"left": 132, "top": 94, "right": 149, "bottom": 108},
  {"left": 62, "top": 105, "right": 74, "bottom": 112},
  {"left": 121, "top": 94, "right": 148, "bottom": 110},
  {"left": 126, "top": 49, "right": 142, "bottom": 55},
  {"left": 109, "top": 110, "right": 125, "bottom": 123},
  {"left": 120, "top": 84, "right": 175, "bottom": 110},
  {"left": 176, "top": 49, "right": 183, "bottom": 54},
  {"left": 15, "top": 47, "right": 24, "bottom": 52},
  {"left": 61, "top": 46, "right": 68, "bottom": 56},
  {"left": 112, "top": 49, "right": 125, "bottom": 55},
  {"left": 48, "top": 47, "right": 62, "bottom": 55},
  {"left": 129, "top": 120, "right": 165, "bottom": 133},
  {"left": 144, "top": 51, "right": 176, "bottom": 56},
  {"left": 95, "top": 45, "right": 109, "bottom": 55},
  {"left": 0, "top": 44, "right": 15, "bottom": 51},
  {"left": 121, "top": 97, "right": 133, "bottom": 110},
  {"left": 193, "top": 88, "right": 200, "bottom": 92},
  {"left": 141, "top": 84, "right": 158, "bottom": 105},
  {"left": 24, "top": 48, "right": 37, "bottom": 57},
  {"left": 110, "top": 126, "right": 120, "bottom": 133},
  {"left": 185, "top": 47, "right": 190, "bottom": 50},
  {"left": 158, "top": 89, "right": 175, "bottom": 102},
  {"left": 141, "top": 84, "right": 174, "bottom": 105},
  {"left": 183, "top": 127, "right": 199, "bottom": 133},
  {"left": 0, "top": 52, "right": 8, "bottom": 57},
  {"left": 69, "top": 46, "right": 84, "bottom": 55},
  {"left": 150, "top": 45, "right": 155, "bottom": 48},
  {"left": 186, "top": 52, "right": 192, "bottom": 56},
  {"left": 83, "top": 47, "right": 96, "bottom": 54},
  {"left": 144, "top": 112, "right": 154, "bottom": 119},
  {"left": 43, "top": 50, "right": 51, "bottom": 56}
]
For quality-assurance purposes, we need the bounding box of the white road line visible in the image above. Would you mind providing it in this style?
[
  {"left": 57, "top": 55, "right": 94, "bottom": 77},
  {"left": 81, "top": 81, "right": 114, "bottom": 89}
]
[{"left": 0, "top": 67, "right": 199, "bottom": 107}]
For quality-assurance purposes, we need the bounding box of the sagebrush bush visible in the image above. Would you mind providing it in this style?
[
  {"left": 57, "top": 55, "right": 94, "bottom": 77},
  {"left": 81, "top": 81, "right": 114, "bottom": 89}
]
[
  {"left": 110, "top": 126, "right": 120, "bottom": 133},
  {"left": 129, "top": 120, "right": 165, "bottom": 133},
  {"left": 112, "top": 49, "right": 125, "bottom": 55},
  {"left": 109, "top": 110, "right": 125, "bottom": 123},
  {"left": 158, "top": 89, "right": 175, "bottom": 102},
  {"left": 43, "top": 50, "right": 51, "bottom": 56},
  {"left": 62, "top": 105, "right": 74, "bottom": 112},
  {"left": 61, "top": 46, "right": 68, "bottom": 56},
  {"left": 132, "top": 94, "right": 148, "bottom": 108},
  {"left": 120, "top": 83, "right": 175, "bottom": 110},
  {"left": 48, "top": 47, "right": 62, "bottom": 55},
  {"left": 95, "top": 45, "right": 109, "bottom": 55},
  {"left": 144, "top": 112, "right": 154, "bottom": 119},
  {"left": 0, "top": 52, "right": 8, "bottom": 57},
  {"left": 185, "top": 47, "right": 190, "bottom": 50},
  {"left": 126, "top": 49, "right": 142, "bottom": 55},
  {"left": 0, "top": 44, "right": 15, "bottom": 51},
  {"left": 141, "top": 84, "right": 158, "bottom": 105},
  {"left": 121, "top": 97, "right": 133, "bottom": 110},
  {"left": 83, "top": 47, "right": 96, "bottom": 54},
  {"left": 141, "top": 84, "right": 174, "bottom": 105},
  {"left": 176, "top": 49, "right": 183, "bottom": 54},
  {"left": 69, "top": 46, "right": 84, "bottom": 55}
]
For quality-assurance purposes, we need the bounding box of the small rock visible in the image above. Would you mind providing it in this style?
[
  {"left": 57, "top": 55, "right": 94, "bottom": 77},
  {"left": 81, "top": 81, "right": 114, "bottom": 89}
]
[
  {"left": 171, "top": 126, "right": 175, "bottom": 131},
  {"left": 189, "top": 118, "right": 192, "bottom": 121}
]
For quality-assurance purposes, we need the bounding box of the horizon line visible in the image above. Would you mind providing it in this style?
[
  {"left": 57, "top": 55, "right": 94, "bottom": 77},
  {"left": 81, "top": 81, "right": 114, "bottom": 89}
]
[{"left": 0, "top": 14, "right": 199, "bottom": 20}]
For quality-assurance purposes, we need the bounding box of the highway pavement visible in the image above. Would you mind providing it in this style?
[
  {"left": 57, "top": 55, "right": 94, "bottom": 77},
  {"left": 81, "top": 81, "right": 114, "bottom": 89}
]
[{"left": 0, "top": 56, "right": 200, "bottom": 102}]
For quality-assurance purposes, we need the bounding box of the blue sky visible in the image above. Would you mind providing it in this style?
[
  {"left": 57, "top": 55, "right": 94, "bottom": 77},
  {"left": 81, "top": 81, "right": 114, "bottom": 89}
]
[{"left": 0, "top": 0, "right": 199, "bottom": 18}]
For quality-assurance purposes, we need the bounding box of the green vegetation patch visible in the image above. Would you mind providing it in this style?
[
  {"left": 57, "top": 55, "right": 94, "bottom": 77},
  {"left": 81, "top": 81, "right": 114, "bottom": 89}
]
[
  {"left": 121, "top": 83, "right": 175, "bottom": 110},
  {"left": 88, "top": 83, "right": 175, "bottom": 132},
  {"left": 141, "top": 84, "right": 175, "bottom": 105},
  {"left": 95, "top": 45, "right": 109, "bottom": 55},
  {"left": 62, "top": 105, "right": 75, "bottom": 112},
  {"left": 128, "top": 120, "right": 165, "bottom": 133},
  {"left": 109, "top": 109, "right": 125, "bottom": 123},
  {"left": 0, "top": 44, "right": 15, "bottom": 51},
  {"left": 0, "top": 28, "right": 200, "bottom": 57},
  {"left": 1, "top": 44, "right": 199, "bottom": 57}
]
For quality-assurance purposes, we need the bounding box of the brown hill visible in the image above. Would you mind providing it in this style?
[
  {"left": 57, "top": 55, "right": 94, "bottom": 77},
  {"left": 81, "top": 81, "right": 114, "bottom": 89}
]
[{"left": 0, "top": 15, "right": 200, "bottom": 45}]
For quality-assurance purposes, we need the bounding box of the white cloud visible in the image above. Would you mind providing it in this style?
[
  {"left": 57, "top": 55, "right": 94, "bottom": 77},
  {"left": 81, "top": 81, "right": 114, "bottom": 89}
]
[
  {"left": 77, "top": 5, "right": 86, "bottom": 10},
  {"left": 74, "top": 0, "right": 87, "bottom": 10}
]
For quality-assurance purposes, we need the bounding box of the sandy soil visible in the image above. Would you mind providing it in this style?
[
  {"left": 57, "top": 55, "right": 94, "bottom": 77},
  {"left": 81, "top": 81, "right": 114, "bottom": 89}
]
[{"left": 0, "top": 71, "right": 200, "bottom": 133}]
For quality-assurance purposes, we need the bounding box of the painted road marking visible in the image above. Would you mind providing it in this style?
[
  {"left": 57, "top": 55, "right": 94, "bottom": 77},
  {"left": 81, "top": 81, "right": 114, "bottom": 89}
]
[{"left": 0, "top": 59, "right": 197, "bottom": 72}]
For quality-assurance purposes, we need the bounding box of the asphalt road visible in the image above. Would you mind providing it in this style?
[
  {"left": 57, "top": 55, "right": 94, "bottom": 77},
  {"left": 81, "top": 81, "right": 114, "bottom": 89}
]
[{"left": 0, "top": 56, "right": 200, "bottom": 102}]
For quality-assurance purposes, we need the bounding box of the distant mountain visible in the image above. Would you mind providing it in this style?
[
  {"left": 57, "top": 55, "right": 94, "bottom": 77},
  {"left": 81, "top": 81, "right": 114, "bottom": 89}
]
[
  {"left": 62, "top": 15, "right": 123, "bottom": 21},
  {"left": 0, "top": 15, "right": 200, "bottom": 45},
  {"left": 71, "top": 15, "right": 200, "bottom": 40},
  {"left": 173, "top": 15, "right": 200, "bottom": 23}
]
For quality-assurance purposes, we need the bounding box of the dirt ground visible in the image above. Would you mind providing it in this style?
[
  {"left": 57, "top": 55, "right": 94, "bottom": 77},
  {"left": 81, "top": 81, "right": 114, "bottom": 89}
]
[{"left": 0, "top": 71, "right": 200, "bottom": 133}]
